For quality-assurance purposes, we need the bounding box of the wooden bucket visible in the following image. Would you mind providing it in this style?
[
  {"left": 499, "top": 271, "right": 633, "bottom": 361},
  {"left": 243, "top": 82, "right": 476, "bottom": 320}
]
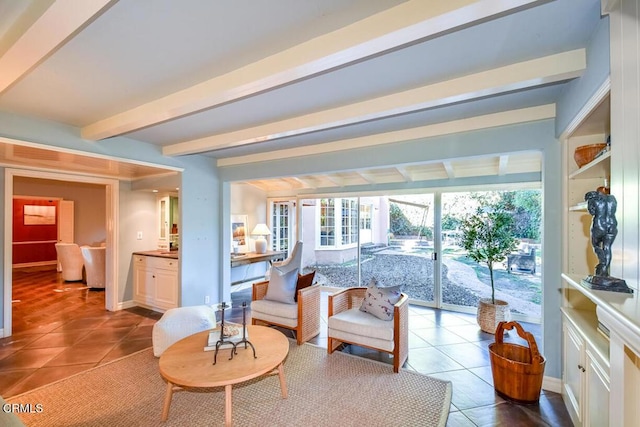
[{"left": 488, "top": 321, "right": 546, "bottom": 404}]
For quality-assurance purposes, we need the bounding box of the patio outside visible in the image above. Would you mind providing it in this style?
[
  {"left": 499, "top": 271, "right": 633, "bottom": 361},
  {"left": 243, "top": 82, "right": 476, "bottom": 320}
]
[{"left": 299, "top": 190, "right": 542, "bottom": 321}]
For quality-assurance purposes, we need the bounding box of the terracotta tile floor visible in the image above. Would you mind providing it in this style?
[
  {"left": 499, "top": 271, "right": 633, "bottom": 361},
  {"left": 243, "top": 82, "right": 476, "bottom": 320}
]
[
  {"left": 1, "top": 267, "right": 572, "bottom": 426},
  {"left": 0, "top": 266, "right": 162, "bottom": 397}
]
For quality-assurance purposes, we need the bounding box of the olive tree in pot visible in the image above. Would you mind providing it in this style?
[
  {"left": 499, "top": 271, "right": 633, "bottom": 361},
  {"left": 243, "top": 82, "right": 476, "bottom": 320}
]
[{"left": 459, "top": 210, "right": 518, "bottom": 334}]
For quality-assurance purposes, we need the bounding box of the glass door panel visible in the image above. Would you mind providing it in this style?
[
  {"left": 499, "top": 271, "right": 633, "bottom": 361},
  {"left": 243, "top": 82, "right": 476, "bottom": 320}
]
[
  {"left": 359, "top": 194, "right": 435, "bottom": 305},
  {"left": 441, "top": 190, "right": 542, "bottom": 321}
]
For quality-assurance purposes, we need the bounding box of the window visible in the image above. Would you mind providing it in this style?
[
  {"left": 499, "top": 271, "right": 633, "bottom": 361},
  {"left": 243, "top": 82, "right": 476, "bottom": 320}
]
[
  {"left": 341, "top": 198, "right": 358, "bottom": 245},
  {"left": 270, "top": 201, "right": 291, "bottom": 252},
  {"left": 360, "top": 204, "right": 372, "bottom": 230},
  {"left": 320, "top": 198, "right": 335, "bottom": 246}
]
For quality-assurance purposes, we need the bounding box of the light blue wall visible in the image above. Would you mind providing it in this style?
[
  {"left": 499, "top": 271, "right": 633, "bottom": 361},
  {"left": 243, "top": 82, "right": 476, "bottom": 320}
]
[
  {"left": 220, "top": 119, "right": 564, "bottom": 378},
  {"left": 556, "top": 14, "right": 610, "bottom": 136},
  {"left": 0, "top": 112, "right": 220, "bottom": 332}
]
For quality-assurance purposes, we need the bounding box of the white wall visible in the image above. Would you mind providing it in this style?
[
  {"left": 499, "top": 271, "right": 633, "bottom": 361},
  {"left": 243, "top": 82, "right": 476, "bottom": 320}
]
[{"left": 118, "top": 182, "right": 158, "bottom": 302}]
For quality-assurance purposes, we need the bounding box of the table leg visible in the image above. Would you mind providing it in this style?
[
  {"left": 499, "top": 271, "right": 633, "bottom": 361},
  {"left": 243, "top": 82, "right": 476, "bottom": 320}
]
[
  {"left": 225, "top": 384, "right": 232, "bottom": 426},
  {"left": 277, "top": 362, "right": 288, "bottom": 399},
  {"left": 161, "top": 381, "right": 174, "bottom": 421}
]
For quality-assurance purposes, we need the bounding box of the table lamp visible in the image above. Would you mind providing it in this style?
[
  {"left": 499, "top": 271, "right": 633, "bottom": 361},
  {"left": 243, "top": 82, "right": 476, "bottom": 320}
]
[{"left": 251, "top": 223, "right": 271, "bottom": 254}]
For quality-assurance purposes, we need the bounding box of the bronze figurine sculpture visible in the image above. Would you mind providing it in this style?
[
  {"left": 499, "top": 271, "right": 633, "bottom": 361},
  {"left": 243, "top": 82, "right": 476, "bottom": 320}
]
[{"left": 582, "top": 191, "right": 633, "bottom": 293}]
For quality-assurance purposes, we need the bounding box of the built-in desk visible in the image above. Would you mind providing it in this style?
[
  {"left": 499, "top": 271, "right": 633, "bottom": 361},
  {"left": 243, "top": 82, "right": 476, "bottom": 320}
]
[
  {"left": 230, "top": 250, "right": 285, "bottom": 268},
  {"left": 230, "top": 250, "right": 286, "bottom": 285}
]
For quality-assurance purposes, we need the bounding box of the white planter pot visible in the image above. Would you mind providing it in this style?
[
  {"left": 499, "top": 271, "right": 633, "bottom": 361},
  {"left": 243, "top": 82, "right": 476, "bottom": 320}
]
[{"left": 477, "top": 298, "right": 511, "bottom": 334}]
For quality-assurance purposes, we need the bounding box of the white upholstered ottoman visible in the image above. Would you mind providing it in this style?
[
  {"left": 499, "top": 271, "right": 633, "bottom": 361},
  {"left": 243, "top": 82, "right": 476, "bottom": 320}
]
[{"left": 152, "top": 305, "right": 217, "bottom": 357}]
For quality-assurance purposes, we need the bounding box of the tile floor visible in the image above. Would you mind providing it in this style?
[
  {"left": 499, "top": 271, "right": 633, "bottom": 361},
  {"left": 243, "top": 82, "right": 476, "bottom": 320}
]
[
  {"left": 1, "top": 267, "right": 572, "bottom": 426},
  {"left": 231, "top": 287, "right": 573, "bottom": 427}
]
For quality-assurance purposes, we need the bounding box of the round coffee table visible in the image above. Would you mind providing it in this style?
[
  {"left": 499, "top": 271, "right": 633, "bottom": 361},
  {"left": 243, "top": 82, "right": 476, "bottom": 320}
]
[{"left": 159, "top": 325, "right": 289, "bottom": 426}]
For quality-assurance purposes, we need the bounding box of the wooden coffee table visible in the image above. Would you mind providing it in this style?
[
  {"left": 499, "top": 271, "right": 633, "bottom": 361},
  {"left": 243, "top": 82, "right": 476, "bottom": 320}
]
[{"left": 159, "top": 325, "right": 289, "bottom": 426}]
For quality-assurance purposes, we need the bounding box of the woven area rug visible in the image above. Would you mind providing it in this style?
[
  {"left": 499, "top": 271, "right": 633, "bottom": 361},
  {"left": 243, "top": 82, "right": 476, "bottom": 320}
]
[{"left": 8, "top": 342, "right": 451, "bottom": 427}]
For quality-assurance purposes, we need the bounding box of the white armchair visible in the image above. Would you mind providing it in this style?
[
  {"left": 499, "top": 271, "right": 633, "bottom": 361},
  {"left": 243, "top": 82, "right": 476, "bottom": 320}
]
[
  {"left": 54, "top": 243, "right": 84, "bottom": 282},
  {"left": 81, "top": 246, "right": 106, "bottom": 289},
  {"left": 328, "top": 287, "right": 409, "bottom": 373}
]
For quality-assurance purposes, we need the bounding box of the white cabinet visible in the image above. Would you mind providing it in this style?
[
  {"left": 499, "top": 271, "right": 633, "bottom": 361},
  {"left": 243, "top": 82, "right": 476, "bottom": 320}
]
[
  {"left": 562, "top": 313, "right": 610, "bottom": 427},
  {"left": 133, "top": 255, "right": 178, "bottom": 311}
]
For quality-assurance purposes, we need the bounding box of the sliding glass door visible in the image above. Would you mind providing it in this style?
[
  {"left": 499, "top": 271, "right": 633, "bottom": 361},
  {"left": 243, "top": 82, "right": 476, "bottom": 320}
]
[
  {"left": 441, "top": 190, "right": 542, "bottom": 321},
  {"left": 299, "top": 188, "right": 541, "bottom": 322}
]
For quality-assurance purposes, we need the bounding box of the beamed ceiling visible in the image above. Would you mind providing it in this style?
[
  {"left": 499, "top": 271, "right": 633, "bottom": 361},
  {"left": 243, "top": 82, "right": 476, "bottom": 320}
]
[{"left": 0, "top": 0, "right": 607, "bottom": 193}]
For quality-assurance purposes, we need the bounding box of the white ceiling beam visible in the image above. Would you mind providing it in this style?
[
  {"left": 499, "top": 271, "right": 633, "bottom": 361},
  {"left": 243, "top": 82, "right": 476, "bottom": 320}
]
[
  {"left": 498, "top": 155, "right": 509, "bottom": 175},
  {"left": 395, "top": 167, "right": 413, "bottom": 182},
  {"left": 217, "top": 104, "right": 556, "bottom": 167},
  {"left": 323, "top": 175, "right": 343, "bottom": 187},
  {"left": 442, "top": 161, "right": 456, "bottom": 179},
  {"left": 82, "top": 0, "right": 545, "bottom": 141},
  {"left": 356, "top": 171, "right": 377, "bottom": 185},
  {"left": 0, "top": 0, "right": 117, "bottom": 95},
  {"left": 292, "top": 177, "right": 317, "bottom": 189},
  {"left": 165, "top": 49, "right": 584, "bottom": 156}
]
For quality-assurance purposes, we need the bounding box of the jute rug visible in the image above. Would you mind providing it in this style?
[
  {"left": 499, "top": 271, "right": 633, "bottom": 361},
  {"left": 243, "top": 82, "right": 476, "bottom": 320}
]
[{"left": 8, "top": 342, "right": 451, "bottom": 427}]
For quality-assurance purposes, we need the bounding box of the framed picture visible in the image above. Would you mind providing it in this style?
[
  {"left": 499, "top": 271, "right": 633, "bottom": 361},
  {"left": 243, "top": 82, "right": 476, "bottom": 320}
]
[
  {"left": 24, "top": 205, "right": 56, "bottom": 225},
  {"left": 231, "top": 214, "right": 249, "bottom": 253}
]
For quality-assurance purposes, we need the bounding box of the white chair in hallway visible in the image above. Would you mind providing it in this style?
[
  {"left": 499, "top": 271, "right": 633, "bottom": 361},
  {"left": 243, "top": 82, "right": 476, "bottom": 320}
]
[
  {"left": 81, "top": 246, "right": 106, "bottom": 289},
  {"left": 54, "top": 243, "right": 84, "bottom": 282}
]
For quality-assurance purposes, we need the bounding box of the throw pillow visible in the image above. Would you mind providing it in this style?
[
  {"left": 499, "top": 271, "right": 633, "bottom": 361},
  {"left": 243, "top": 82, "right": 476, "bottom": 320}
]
[
  {"left": 264, "top": 267, "right": 299, "bottom": 304},
  {"left": 359, "top": 278, "right": 403, "bottom": 321},
  {"left": 294, "top": 271, "right": 316, "bottom": 302}
]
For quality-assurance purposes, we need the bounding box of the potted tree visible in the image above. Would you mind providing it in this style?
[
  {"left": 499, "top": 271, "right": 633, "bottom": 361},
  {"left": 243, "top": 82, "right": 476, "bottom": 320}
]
[{"left": 459, "top": 209, "right": 518, "bottom": 334}]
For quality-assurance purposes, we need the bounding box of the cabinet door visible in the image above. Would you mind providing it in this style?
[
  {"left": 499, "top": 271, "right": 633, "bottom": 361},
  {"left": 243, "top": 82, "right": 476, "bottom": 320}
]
[
  {"left": 154, "top": 267, "right": 178, "bottom": 310},
  {"left": 563, "top": 322, "right": 585, "bottom": 427},
  {"left": 133, "top": 265, "right": 155, "bottom": 306},
  {"left": 585, "top": 347, "right": 610, "bottom": 427}
]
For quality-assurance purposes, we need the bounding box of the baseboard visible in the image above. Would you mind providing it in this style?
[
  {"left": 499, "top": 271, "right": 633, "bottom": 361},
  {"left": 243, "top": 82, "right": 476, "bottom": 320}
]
[
  {"left": 118, "top": 300, "right": 137, "bottom": 310},
  {"left": 13, "top": 261, "right": 57, "bottom": 268},
  {"left": 0, "top": 328, "right": 4, "bottom": 338},
  {"left": 542, "top": 375, "right": 562, "bottom": 393}
]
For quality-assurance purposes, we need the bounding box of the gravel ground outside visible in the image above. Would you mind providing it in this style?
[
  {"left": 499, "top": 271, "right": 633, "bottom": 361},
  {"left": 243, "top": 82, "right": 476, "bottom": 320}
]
[{"left": 309, "top": 250, "right": 542, "bottom": 318}]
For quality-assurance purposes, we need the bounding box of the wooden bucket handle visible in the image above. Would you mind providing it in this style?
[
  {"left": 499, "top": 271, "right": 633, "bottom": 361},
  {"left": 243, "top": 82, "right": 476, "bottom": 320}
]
[{"left": 494, "top": 321, "right": 544, "bottom": 365}]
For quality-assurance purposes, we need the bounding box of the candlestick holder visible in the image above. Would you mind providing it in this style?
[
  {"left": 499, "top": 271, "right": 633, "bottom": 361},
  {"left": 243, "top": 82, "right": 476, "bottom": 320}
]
[
  {"left": 212, "top": 301, "right": 256, "bottom": 365},
  {"left": 235, "top": 301, "right": 256, "bottom": 358}
]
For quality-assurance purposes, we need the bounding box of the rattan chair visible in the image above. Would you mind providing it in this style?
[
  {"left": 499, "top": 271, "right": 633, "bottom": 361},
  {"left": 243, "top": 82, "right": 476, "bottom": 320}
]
[
  {"left": 251, "top": 280, "right": 321, "bottom": 345},
  {"left": 327, "top": 287, "right": 409, "bottom": 373}
]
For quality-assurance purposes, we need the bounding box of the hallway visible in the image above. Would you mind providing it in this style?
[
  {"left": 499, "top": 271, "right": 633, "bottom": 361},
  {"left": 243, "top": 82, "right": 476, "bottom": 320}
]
[{"left": 0, "top": 266, "right": 161, "bottom": 397}]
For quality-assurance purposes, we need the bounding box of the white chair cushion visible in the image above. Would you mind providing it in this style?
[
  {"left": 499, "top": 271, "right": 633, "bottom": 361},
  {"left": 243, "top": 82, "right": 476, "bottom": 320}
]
[
  {"left": 251, "top": 299, "right": 298, "bottom": 328},
  {"left": 152, "top": 305, "right": 217, "bottom": 357},
  {"left": 328, "top": 308, "right": 395, "bottom": 341}
]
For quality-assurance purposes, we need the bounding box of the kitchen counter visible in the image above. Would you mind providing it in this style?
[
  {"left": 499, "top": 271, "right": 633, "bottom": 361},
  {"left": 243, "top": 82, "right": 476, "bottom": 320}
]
[{"left": 133, "top": 250, "right": 179, "bottom": 259}]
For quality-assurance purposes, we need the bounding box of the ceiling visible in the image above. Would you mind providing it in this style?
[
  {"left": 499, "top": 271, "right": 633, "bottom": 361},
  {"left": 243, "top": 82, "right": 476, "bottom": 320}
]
[{"left": 0, "top": 0, "right": 605, "bottom": 192}]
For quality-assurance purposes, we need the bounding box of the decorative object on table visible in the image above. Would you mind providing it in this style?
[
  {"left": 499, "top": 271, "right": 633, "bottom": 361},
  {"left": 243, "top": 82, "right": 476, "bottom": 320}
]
[
  {"left": 251, "top": 223, "right": 271, "bottom": 254},
  {"left": 458, "top": 210, "right": 518, "bottom": 333},
  {"left": 573, "top": 143, "right": 608, "bottom": 168},
  {"left": 211, "top": 302, "right": 256, "bottom": 364},
  {"left": 231, "top": 214, "right": 248, "bottom": 253},
  {"left": 581, "top": 191, "right": 633, "bottom": 293},
  {"left": 489, "top": 321, "right": 546, "bottom": 404}
]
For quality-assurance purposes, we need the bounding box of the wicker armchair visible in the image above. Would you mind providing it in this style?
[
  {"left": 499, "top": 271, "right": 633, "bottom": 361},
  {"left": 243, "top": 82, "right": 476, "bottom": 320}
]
[
  {"left": 327, "top": 287, "right": 409, "bottom": 373},
  {"left": 251, "top": 280, "right": 321, "bottom": 345}
]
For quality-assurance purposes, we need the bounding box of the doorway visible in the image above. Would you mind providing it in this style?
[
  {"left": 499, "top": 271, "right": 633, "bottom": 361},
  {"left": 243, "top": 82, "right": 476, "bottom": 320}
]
[{"left": 3, "top": 168, "right": 119, "bottom": 337}]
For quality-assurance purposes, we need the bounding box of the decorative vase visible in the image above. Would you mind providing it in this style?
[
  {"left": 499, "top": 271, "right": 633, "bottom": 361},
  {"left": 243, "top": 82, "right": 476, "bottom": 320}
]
[{"left": 477, "top": 298, "right": 511, "bottom": 334}]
